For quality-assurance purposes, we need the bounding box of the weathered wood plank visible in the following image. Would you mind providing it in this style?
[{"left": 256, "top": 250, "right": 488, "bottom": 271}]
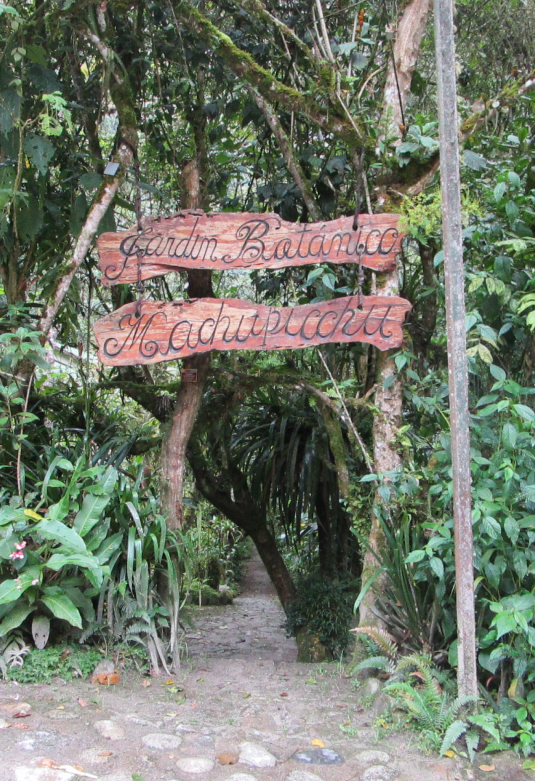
[
  {"left": 94, "top": 295, "right": 412, "bottom": 366},
  {"left": 97, "top": 211, "right": 403, "bottom": 285}
]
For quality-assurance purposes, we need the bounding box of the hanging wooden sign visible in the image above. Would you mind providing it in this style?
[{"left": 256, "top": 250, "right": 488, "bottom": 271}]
[
  {"left": 97, "top": 211, "right": 403, "bottom": 286},
  {"left": 94, "top": 295, "right": 412, "bottom": 366}
]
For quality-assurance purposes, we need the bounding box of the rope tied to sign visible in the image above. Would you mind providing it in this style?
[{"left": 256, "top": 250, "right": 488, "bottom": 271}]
[
  {"left": 353, "top": 148, "right": 366, "bottom": 308},
  {"left": 133, "top": 150, "right": 145, "bottom": 318}
]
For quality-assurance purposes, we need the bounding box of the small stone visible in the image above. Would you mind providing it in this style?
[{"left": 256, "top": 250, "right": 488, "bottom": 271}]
[
  {"left": 239, "top": 741, "right": 277, "bottom": 768},
  {"left": 226, "top": 775, "right": 260, "bottom": 781},
  {"left": 93, "top": 720, "right": 125, "bottom": 740},
  {"left": 360, "top": 678, "right": 382, "bottom": 698},
  {"left": 46, "top": 709, "right": 79, "bottom": 721},
  {"left": 361, "top": 765, "right": 395, "bottom": 781},
  {"left": 285, "top": 772, "right": 324, "bottom": 781},
  {"left": 293, "top": 748, "right": 344, "bottom": 765},
  {"left": 217, "top": 750, "right": 239, "bottom": 765},
  {"left": 0, "top": 718, "right": 10, "bottom": 728},
  {"left": 14, "top": 769, "right": 75, "bottom": 781},
  {"left": 142, "top": 733, "right": 182, "bottom": 750},
  {"left": 175, "top": 757, "right": 215, "bottom": 774},
  {"left": 356, "top": 751, "right": 391, "bottom": 766},
  {"left": 125, "top": 714, "right": 154, "bottom": 726},
  {"left": 79, "top": 747, "right": 113, "bottom": 765}
]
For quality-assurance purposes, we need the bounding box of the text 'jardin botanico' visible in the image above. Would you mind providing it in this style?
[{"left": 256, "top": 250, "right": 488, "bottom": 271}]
[{"left": 94, "top": 211, "right": 411, "bottom": 365}]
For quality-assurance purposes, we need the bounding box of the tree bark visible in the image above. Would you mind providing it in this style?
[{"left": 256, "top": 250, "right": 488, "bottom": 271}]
[
  {"left": 187, "top": 434, "right": 296, "bottom": 610},
  {"left": 382, "top": 0, "right": 431, "bottom": 143},
  {"left": 160, "top": 158, "right": 214, "bottom": 529},
  {"left": 359, "top": 269, "right": 403, "bottom": 627},
  {"left": 358, "top": 0, "right": 430, "bottom": 627}
]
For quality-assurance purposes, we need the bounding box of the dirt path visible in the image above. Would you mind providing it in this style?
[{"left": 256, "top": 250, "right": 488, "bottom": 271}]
[{"left": 0, "top": 549, "right": 528, "bottom": 781}]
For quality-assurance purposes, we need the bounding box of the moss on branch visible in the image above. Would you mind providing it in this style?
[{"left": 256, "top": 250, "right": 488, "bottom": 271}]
[{"left": 173, "top": 0, "right": 361, "bottom": 147}]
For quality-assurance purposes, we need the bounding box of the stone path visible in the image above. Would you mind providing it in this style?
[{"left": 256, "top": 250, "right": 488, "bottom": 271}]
[{"left": 1, "top": 549, "right": 529, "bottom": 781}]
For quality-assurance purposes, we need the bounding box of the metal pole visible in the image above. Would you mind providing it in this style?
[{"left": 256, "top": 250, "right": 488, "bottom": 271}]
[{"left": 433, "top": 0, "right": 478, "bottom": 699}]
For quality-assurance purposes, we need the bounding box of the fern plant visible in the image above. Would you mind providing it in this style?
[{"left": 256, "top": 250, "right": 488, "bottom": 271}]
[{"left": 351, "top": 625, "right": 399, "bottom": 673}]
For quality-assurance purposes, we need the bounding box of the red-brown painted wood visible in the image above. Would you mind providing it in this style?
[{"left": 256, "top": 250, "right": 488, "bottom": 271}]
[
  {"left": 94, "top": 295, "right": 412, "bottom": 366},
  {"left": 97, "top": 211, "right": 403, "bottom": 285}
]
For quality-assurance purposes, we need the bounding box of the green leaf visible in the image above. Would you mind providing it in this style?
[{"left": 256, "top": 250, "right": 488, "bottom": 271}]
[
  {"left": 405, "top": 550, "right": 425, "bottom": 564},
  {"left": 0, "top": 602, "right": 35, "bottom": 637},
  {"left": 0, "top": 566, "right": 42, "bottom": 604},
  {"left": 502, "top": 422, "right": 518, "bottom": 449},
  {"left": 464, "top": 150, "right": 487, "bottom": 171},
  {"left": 489, "top": 364, "right": 506, "bottom": 382},
  {"left": 94, "top": 532, "right": 123, "bottom": 564},
  {"left": 508, "top": 171, "right": 521, "bottom": 189},
  {"left": 40, "top": 588, "right": 82, "bottom": 628},
  {"left": 430, "top": 557, "right": 444, "bottom": 579},
  {"left": 35, "top": 519, "right": 86, "bottom": 552},
  {"left": 494, "top": 182, "right": 507, "bottom": 202},
  {"left": 514, "top": 404, "right": 535, "bottom": 422},
  {"left": 23, "top": 133, "right": 54, "bottom": 176},
  {"left": 493, "top": 611, "right": 517, "bottom": 639},
  {"left": 0, "top": 579, "right": 26, "bottom": 604},
  {"left": 74, "top": 469, "right": 117, "bottom": 537},
  {"left": 45, "top": 552, "right": 99, "bottom": 571}
]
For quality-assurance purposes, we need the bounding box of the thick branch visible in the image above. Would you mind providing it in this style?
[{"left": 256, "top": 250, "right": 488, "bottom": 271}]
[
  {"left": 172, "top": 0, "right": 361, "bottom": 147},
  {"left": 407, "top": 68, "right": 535, "bottom": 195},
  {"left": 248, "top": 87, "right": 321, "bottom": 220},
  {"left": 39, "top": 25, "right": 139, "bottom": 339},
  {"left": 382, "top": 0, "right": 431, "bottom": 144}
]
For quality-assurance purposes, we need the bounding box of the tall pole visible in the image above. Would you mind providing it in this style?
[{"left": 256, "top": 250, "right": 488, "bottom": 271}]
[{"left": 434, "top": 0, "right": 478, "bottom": 699}]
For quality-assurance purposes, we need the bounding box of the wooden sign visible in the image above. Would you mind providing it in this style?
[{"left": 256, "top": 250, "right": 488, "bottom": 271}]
[
  {"left": 97, "top": 211, "right": 403, "bottom": 286},
  {"left": 94, "top": 295, "right": 411, "bottom": 366},
  {"left": 181, "top": 369, "right": 198, "bottom": 382}
]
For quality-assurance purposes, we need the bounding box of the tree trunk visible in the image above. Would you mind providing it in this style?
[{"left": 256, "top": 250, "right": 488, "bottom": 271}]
[
  {"left": 382, "top": 0, "right": 431, "bottom": 143},
  {"left": 160, "top": 158, "right": 213, "bottom": 529},
  {"left": 358, "top": 0, "right": 430, "bottom": 629},
  {"left": 359, "top": 269, "right": 403, "bottom": 627},
  {"left": 187, "top": 436, "right": 296, "bottom": 611},
  {"left": 248, "top": 523, "right": 296, "bottom": 610}
]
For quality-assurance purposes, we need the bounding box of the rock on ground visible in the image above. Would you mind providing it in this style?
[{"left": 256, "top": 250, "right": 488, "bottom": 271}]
[
  {"left": 175, "top": 757, "right": 215, "bottom": 773},
  {"left": 239, "top": 741, "right": 278, "bottom": 767},
  {"left": 93, "top": 720, "right": 125, "bottom": 740},
  {"left": 356, "top": 750, "right": 392, "bottom": 766},
  {"left": 141, "top": 732, "right": 182, "bottom": 749}
]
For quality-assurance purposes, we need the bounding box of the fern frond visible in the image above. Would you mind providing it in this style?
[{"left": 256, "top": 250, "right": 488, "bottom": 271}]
[
  {"left": 351, "top": 626, "right": 398, "bottom": 659},
  {"left": 440, "top": 720, "right": 468, "bottom": 756},
  {"left": 353, "top": 656, "right": 396, "bottom": 674},
  {"left": 465, "top": 729, "right": 480, "bottom": 762}
]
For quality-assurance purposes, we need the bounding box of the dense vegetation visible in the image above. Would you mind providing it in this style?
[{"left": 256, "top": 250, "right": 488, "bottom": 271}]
[{"left": 1, "top": 0, "right": 535, "bottom": 760}]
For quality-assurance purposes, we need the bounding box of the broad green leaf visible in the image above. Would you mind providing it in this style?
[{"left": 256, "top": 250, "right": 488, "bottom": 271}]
[
  {"left": 0, "top": 579, "right": 26, "bottom": 604},
  {"left": 489, "top": 364, "right": 506, "bottom": 382},
  {"left": 494, "top": 182, "right": 507, "bottom": 201},
  {"left": 40, "top": 589, "right": 82, "bottom": 628},
  {"left": 74, "top": 492, "right": 113, "bottom": 537},
  {"left": 493, "top": 612, "right": 517, "bottom": 639},
  {"left": 45, "top": 552, "right": 99, "bottom": 571},
  {"left": 23, "top": 133, "right": 54, "bottom": 175},
  {"left": 514, "top": 404, "right": 535, "bottom": 423},
  {"left": 0, "top": 603, "right": 34, "bottom": 637},
  {"left": 464, "top": 150, "right": 487, "bottom": 171},
  {"left": 94, "top": 532, "right": 123, "bottom": 564},
  {"left": 35, "top": 519, "right": 86, "bottom": 552},
  {"left": 405, "top": 550, "right": 425, "bottom": 564}
]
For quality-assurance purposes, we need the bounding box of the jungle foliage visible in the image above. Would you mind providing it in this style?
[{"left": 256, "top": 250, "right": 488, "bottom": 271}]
[{"left": 0, "top": 0, "right": 534, "bottom": 759}]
